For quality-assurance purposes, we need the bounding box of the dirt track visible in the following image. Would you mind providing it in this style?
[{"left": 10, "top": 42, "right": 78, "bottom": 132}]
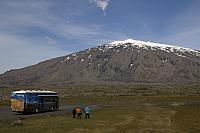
[{"left": 0, "top": 104, "right": 103, "bottom": 122}]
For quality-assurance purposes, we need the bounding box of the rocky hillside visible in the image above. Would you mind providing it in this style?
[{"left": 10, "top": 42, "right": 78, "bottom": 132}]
[{"left": 1, "top": 39, "right": 200, "bottom": 87}]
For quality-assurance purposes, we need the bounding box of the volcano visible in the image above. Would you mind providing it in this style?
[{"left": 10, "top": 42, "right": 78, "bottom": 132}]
[{"left": 1, "top": 39, "right": 200, "bottom": 87}]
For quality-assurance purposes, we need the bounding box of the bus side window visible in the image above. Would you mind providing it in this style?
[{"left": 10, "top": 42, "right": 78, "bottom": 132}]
[
  {"left": 34, "top": 97, "right": 38, "bottom": 102},
  {"left": 28, "top": 96, "right": 31, "bottom": 102}
]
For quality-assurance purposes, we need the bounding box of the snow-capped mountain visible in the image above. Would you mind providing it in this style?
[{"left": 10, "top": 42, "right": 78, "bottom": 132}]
[
  {"left": 1, "top": 39, "right": 200, "bottom": 87},
  {"left": 109, "top": 39, "right": 200, "bottom": 57}
]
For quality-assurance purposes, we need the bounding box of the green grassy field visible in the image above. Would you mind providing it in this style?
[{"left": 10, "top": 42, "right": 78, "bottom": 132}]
[{"left": 1, "top": 96, "right": 200, "bottom": 133}]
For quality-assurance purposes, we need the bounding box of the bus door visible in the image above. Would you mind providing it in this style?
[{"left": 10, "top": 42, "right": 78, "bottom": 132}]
[{"left": 38, "top": 96, "right": 43, "bottom": 112}]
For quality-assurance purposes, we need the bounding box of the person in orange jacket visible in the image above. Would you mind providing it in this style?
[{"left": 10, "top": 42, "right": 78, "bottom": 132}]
[{"left": 76, "top": 107, "right": 82, "bottom": 119}]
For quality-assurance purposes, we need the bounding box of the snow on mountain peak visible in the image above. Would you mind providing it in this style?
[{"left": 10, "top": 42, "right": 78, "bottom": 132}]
[
  {"left": 110, "top": 39, "right": 187, "bottom": 50},
  {"left": 108, "top": 39, "right": 200, "bottom": 57}
]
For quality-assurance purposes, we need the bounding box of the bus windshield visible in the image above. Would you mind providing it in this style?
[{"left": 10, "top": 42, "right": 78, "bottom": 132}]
[{"left": 11, "top": 93, "right": 25, "bottom": 101}]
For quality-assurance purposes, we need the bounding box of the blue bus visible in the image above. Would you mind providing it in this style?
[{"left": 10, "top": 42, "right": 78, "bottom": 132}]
[{"left": 11, "top": 90, "right": 59, "bottom": 113}]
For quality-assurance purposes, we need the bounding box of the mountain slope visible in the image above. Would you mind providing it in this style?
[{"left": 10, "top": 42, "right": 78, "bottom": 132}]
[{"left": 1, "top": 39, "right": 200, "bottom": 87}]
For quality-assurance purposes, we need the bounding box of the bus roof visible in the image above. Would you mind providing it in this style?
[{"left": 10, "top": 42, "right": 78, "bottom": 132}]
[{"left": 12, "top": 90, "right": 57, "bottom": 94}]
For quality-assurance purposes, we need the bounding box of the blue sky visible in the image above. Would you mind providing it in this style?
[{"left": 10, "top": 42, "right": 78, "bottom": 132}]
[{"left": 0, "top": 0, "right": 200, "bottom": 74}]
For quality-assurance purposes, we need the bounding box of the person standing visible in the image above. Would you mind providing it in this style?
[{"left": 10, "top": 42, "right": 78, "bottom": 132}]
[
  {"left": 84, "top": 107, "right": 91, "bottom": 119},
  {"left": 76, "top": 107, "right": 82, "bottom": 119},
  {"left": 72, "top": 108, "right": 76, "bottom": 118}
]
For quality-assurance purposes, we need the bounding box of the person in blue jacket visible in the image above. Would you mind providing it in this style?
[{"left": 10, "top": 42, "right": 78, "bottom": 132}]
[{"left": 84, "top": 107, "right": 91, "bottom": 119}]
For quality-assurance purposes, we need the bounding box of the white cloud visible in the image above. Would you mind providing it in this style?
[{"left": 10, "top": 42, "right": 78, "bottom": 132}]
[
  {"left": 45, "top": 36, "right": 56, "bottom": 45},
  {"left": 90, "top": 0, "right": 110, "bottom": 15}
]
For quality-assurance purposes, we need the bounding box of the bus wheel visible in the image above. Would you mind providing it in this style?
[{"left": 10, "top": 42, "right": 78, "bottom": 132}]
[{"left": 35, "top": 108, "right": 39, "bottom": 113}]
